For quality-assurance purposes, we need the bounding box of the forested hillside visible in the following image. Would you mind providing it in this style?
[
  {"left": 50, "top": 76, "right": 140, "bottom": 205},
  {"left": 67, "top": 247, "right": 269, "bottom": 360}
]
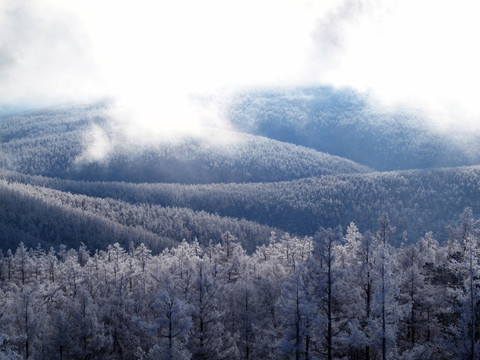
[
  {"left": 3, "top": 101, "right": 480, "bottom": 249},
  {"left": 0, "top": 104, "right": 369, "bottom": 184},
  {"left": 3, "top": 165, "right": 480, "bottom": 244},
  {"left": 0, "top": 179, "right": 277, "bottom": 253},
  {"left": 229, "top": 87, "right": 480, "bottom": 170},
  {"left": 3, "top": 96, "right": 480, "bottom": 360}
]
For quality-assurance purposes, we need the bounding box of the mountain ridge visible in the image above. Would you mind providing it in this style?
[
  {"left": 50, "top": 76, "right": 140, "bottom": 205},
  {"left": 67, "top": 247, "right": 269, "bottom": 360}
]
[
  {"left": 228, "top": 86, "right": 480, "bottom": 171},
  {"left": 0, "top": 104, "right": 370, "bottom": 184}
]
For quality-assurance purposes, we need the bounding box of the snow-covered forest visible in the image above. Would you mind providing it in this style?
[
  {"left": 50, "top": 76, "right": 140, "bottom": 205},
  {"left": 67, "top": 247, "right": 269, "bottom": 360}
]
[
  {"left": 3, "top": 97, "right": 480, "bottom": 359},
  {"left": 3, "top": 0, "right": 480, "bottom": 358},
  {"left": 2, "top": 211, "right": 480, "bottom": 359},
  {"left": 2, "top": 87, "right": 480, "bottom": 360}
]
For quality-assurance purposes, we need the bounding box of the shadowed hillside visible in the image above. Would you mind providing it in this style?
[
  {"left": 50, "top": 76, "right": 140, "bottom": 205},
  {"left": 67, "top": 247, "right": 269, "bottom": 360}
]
[
  {"left": 0, "top": 179, "right": 278, "bottom": 253},
  {"left": 3, "top": 166, "right": 480, "bottom": 245},
  {"left": 229, "top": 86, "right": 480, "bottom": 171}
]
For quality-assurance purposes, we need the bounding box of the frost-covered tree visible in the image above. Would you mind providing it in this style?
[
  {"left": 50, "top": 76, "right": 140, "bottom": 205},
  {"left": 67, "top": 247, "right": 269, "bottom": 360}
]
[
  {"left": 13, "top": 242, "right": 31, "bottom": 285},
  {"left": 395, "top": 237, "right": 445, "bottom": 359},
  {"left": 147, "top": 286, "right": 193, "bottom": 360},
  {"left": 277, "top": 263, "right": 316, "bottom": 360},
  {"left": 445, "top": 208, "right": 480, "bottom": 359},
  {"left": 373, "top": 213, "right": 398, "bottom": 360},
  {"left": 309, "top": 226, "right": 346, "bottom": 360},
  {"left": 188, "top": 259, "right": 238, "bottom": 360},
  {"left": 1, "top": 213, "right": 480, "bottom": 360},
  {"left": 9, "top": 285, "right": 42, "bottom": 359},
  {"left": 333, "top": 224, "right": 377, "bottom": 359}
]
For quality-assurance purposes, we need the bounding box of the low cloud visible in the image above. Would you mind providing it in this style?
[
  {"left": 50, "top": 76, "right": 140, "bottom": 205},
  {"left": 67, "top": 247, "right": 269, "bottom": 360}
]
[
  {"left": 75, "top": 124, "right": 112, "bottom": 164},
  {"left": 2, "top": 0, "right": 479, "bottom": 139},
  {"left": 312, "top": 0, "right": 480, "bottom": 132},
  {"left": 0, "top": 0, "right": 103, "bottom": 110}
]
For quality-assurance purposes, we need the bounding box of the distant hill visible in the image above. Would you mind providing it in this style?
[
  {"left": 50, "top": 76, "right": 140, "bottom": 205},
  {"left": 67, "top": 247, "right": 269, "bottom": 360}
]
[
  {"left": 3, "top": 166, "right": 480, "bottom": 245},
  {"left": 228, "top": 86, "right": 480, "bottom": 171},
  {"left": 0, "top": 104, "right": 369, "bottom": 184},
  {"left": 0, "top": 179, "right": 278, "bottom": 253},
  {"left": 3, "top": 101, "right": 480, "bottom": 251}
]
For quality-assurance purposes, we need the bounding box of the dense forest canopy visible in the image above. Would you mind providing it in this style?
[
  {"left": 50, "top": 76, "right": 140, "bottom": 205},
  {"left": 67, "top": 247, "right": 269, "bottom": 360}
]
[
  {"left": 2, "top": 0, "right": 480, "bottom": 357},
  {"left": 2, "top": 212, "right": 480, "bottom": 359},
  {"left": 2, "top": 165, "right": 480, "bottom": 245},
  {"left": 2, "top": 92, "right": 480, "bottom": 359}
]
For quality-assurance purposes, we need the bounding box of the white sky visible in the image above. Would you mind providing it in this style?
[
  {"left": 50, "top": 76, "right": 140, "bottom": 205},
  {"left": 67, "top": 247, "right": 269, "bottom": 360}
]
[{"left": 1, "top": 0, "right": 480, "bottom": 132}]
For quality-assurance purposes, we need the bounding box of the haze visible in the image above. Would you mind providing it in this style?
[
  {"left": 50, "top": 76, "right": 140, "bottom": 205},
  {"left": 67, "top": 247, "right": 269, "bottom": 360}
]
[{"left": 1, "top": 0, "right": 479, "bottom": 133}]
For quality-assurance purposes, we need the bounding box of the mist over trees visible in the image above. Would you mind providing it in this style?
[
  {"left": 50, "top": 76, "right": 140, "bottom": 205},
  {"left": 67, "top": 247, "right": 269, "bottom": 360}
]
[
  {"left": 0, "top": 104, "right": 368, "bottom": 184},
  {"left": 3, "top": 101, "right": 480, "bottom": 246}
]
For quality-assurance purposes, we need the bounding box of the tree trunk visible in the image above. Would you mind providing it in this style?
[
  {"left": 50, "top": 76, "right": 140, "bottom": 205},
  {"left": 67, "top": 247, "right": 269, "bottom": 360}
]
[{"left": 327, "top": 243, "right": 333, "bottom": 360}]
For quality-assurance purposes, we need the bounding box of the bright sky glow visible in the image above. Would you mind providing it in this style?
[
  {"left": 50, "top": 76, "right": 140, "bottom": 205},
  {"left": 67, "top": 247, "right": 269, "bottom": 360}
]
[
  {"left": 72, "top": 0, "right": 328, "bottom": 135},
  {"left": 1, "top": 0, "right": 480, "bottom": 133},
  {"left": 318, "top": 0, "right": 480, "bottom": 131}
]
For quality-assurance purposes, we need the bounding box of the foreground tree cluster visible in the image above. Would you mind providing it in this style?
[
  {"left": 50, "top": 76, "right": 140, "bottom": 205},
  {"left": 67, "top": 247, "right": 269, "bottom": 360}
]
[{"left": 2, "top": 211, "right": 480, "bottom": 359}]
